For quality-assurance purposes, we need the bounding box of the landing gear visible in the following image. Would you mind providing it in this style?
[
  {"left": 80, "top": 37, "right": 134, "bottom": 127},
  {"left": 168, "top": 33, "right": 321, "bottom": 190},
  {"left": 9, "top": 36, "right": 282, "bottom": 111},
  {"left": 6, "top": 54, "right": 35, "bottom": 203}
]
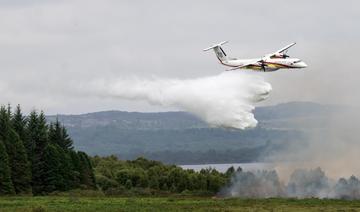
[{"left": 260, "top": 62, "right": 267, "bottom": 72}]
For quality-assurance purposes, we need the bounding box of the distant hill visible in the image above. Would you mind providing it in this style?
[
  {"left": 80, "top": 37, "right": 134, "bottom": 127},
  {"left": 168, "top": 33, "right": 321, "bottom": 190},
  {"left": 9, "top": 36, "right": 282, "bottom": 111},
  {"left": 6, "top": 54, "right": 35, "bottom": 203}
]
[
  {"left": 254, "top": 101, "right": 342, "bottom": 130},
  {"left": 47, "top": 102, "right": 342, "bottom": 164}
]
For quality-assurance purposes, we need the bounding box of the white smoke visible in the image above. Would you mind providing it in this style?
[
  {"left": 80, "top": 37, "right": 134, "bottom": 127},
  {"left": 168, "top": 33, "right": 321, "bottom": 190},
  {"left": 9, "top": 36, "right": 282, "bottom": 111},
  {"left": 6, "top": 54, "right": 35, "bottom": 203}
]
[
  {"left": 221, "top": 168, "right": 360, "bottom": 200},
  {"left": 85, "top": 72, "right": 272, "bottom": 129}
]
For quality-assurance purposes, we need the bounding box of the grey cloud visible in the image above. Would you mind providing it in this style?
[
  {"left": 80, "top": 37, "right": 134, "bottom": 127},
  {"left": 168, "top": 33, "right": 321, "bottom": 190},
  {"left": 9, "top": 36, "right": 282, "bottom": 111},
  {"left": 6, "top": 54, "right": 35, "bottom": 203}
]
[{"left": 0, "top": 0, "right": 359, "bottom": 113}]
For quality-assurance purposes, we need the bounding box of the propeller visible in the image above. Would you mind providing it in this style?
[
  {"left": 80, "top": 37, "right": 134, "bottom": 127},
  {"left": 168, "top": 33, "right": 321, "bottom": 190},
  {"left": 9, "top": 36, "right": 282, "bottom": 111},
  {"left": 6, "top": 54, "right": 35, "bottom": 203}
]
[
  {"left": 259, "top": 56, "right": 268, "bottom": 72},
  {"left": 260, "top": 61, "right": 266, "bottom": 72}
]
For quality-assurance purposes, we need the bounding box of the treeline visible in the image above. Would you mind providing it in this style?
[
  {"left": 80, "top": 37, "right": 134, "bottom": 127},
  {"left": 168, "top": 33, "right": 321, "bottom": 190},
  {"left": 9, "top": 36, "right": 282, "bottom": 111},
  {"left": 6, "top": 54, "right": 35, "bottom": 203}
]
[
  {"left": 93, "top": 156, "right": 238, "bottom": 195},
  {"left": 0, "top": 105, "right": 95, "bottom": 195},
  {"left": 121, "top": 147, "right": 268, "bottom": 165},
  {"left": 118, "top": 139, "right": 294, "bottom": 165}
]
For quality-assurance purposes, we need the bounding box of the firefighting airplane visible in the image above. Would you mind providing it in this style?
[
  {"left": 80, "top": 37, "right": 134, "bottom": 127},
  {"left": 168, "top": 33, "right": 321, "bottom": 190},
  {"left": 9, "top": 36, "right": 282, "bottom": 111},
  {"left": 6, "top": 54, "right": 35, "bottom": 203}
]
[{"left": 203, "top": 41, "right": 307, "bottom": 72}]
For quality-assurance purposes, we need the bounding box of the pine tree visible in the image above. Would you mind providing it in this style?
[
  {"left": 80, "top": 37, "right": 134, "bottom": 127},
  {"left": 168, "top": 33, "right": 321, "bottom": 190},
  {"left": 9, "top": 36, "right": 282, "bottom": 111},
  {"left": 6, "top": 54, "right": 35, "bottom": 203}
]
[
  {"left": 43, "top": 144, "right": 63, "bottom": 193},
  {"left": 12, "top": 105, "right": 28, "bottom": 146},
  {"left": 0, "top": 140, "right": 14, "bottom": 195},
  {"left": 48, "top": 120, "right": 76, "bottom": 191},
  {"left": 0, "top": 106, "right": 13, "bottom": 149},
  {"left": 6, "top": 105, "right": 32, "bottom": 194},
  {"left": 0, "top": 104, "right": 97, "bottom": 195},
  {"left": 8, "top": 130, "right": 32, "bottom": 194},
  {"left": 31, "top": 111, "right": 49, "bottom": 195},
  {"left": 25, "top": 110, "right": 38, "bottom": 165},
  {"left": 49, "top": 122, "right": 60, "bottom": 147},
  {"left": 0, "top": 106, "right": 31, "bottom": 194},
  {"left": 61, "top": 126, "right": 73, "bottom": 150},
  {"left": 49, "top": 119, "right": 73, "bottom": 150},
  {"left": 43, "top": 144, "right": 73, "bottom": 192}
]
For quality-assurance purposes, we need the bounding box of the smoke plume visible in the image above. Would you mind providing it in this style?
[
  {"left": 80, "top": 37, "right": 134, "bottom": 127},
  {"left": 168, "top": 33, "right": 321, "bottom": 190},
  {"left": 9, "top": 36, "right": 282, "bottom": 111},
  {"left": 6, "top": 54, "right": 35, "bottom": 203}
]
[
  {"left": 221, "top": 168, "right": 360, "bottom": 200},
  {"left": 86, "top": 72, "right": 271, "bottom": 129}
]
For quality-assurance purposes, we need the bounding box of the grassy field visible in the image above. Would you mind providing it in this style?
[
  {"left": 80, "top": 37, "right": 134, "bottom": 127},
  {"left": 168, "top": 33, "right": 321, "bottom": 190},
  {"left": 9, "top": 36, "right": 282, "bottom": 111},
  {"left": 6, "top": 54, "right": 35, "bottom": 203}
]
[{"left": 1, "top": 196, "right": 360, "bottom": 212}]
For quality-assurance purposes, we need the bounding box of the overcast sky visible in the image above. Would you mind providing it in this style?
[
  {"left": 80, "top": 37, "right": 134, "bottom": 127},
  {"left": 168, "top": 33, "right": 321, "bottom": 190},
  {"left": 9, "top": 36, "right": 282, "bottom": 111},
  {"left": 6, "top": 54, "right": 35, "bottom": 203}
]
[{"left": 0, "top": 0, "right": 359, "bottom": 114}]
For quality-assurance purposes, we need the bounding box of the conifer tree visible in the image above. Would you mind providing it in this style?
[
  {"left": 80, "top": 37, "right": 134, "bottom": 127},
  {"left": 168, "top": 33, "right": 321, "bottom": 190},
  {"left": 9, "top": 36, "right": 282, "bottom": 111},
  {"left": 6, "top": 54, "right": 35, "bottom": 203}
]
[
  {"left": 31, "top": 111, "right": 49, "bottom": 195},
  {"left": 8, "top": 130, "right": 31, "bottom": 194},
  {"left": 6, "top": 105, "right": 32, "bottom": 194},
  {"left": 12, "top": 105, "right": 28, "bottom": 146},
  {"left": 0, "top": 106, "right": 13, "bottom": 149},
  {"left": 25, "top": 110, "right": 38, "bottom": 165},
  {"left": 43, "top": 144, "right": 63, "bottom": 193},
  {"left": 0, "top": 140, "right": 14, "bottom": 195},
  {"left": 49, "top": 122, "right": 61, "bottom": 147},
  {"left": 0, "top": 106, "right": 31, "bottom": 194},
  {"left": 59, "top": 149, "right": 74, "bottom": 190},
  {"left": 0, "top": 104, "right": 97, "bottom": 195},
  {"left": 49, "top": 119, "right": 73, "bottom": 150},
  {"left": 44, "top": 143, "right": 73, "bottom": 192},
  {"left": 61, "top": 126, "right": 73, "bottom": 150}
]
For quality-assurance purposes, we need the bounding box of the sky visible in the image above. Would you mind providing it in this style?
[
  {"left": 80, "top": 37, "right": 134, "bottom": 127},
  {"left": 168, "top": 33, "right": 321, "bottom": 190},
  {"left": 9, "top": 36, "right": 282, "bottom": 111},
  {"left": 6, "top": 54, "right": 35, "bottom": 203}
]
[{"left": 0, "top": 0, "right": 359, "bottom": 114}]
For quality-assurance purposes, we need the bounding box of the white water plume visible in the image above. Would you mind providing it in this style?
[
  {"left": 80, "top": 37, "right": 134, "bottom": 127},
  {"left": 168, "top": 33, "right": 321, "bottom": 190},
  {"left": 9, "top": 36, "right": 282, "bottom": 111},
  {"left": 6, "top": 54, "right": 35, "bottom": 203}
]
[{"left": 87, "top": 72, "right": 272, "bottom": 129}]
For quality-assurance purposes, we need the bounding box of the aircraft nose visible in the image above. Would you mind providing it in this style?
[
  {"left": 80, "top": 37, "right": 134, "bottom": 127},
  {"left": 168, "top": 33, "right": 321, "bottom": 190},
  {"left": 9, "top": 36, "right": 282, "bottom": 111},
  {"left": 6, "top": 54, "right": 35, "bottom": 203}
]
[{"left": 299, "top": 61, "right": 307, "bottom": 68}]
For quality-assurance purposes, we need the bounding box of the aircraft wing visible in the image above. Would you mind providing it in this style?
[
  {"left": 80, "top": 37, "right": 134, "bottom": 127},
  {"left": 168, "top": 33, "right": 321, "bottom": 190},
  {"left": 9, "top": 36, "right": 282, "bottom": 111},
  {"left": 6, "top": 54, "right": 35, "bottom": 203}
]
[
  {"left": 265, "top": 42, "right": 296, "bottom": 58},
  {"left": 276, "top": 42, "right": 296, "bottom": 54}
]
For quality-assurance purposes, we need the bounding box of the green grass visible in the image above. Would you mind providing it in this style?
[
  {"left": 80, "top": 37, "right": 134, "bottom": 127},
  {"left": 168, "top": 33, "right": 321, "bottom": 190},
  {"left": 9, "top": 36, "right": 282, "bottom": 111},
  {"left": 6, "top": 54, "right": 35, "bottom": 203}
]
[{"left": 1, "top": 196, "right": 360, "bottom": 212}]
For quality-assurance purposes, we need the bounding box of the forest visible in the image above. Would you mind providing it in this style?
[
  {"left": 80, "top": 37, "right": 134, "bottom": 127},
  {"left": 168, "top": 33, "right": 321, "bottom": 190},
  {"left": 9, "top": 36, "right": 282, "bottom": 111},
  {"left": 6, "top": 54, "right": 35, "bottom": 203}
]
[
  {"left": 0, "top": 104, "right": 235, "bottom": 196},
  {"left": 93, "top": 155, "right": 235, "bottom": 196},
  {"left": 0, "top": 104, "right": 95, "bottom": 195}
]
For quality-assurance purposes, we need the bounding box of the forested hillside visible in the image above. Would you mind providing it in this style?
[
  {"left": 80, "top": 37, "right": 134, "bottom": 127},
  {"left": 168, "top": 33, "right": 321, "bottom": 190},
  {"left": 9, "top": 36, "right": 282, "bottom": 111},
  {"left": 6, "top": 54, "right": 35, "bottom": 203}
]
[
  {"left": 47, "top": 102, "right": 339, "bottom": 164},
  {"left": 0, "top": 105, "right": 95, "bottom": 195}
]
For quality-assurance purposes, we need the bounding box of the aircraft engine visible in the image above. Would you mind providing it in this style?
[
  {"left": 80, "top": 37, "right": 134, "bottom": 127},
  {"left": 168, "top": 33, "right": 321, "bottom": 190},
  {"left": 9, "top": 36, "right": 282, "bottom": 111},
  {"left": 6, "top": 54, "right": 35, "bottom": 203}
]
[{"left": 272, "top": 53, "right": 289, "bottom": 58}]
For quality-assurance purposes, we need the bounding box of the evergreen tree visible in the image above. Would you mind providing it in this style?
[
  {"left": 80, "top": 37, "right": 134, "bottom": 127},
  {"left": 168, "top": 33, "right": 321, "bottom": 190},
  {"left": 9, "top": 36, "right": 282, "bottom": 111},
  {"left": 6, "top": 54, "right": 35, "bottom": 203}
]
[
  {"left": 31, "top": 111, "right": 49, "bottom": 195},
  {"left": 48, "top": 120, "right": 76, "bottom": 191},
  {"left": 0, "top": 106, "right": 31, "bottom": 194},
  {"left": 0, "top": 140, "right": 14, "bottom": 195},
  {"left": 43, "top": 144, "right": 63, "bottom": 193},
  {"left": 49, "top": 119, "right": 73, "bottom": 151},
  {"left": 0, "top": 106, "right": 13, "bottom": 150},
  {"left": 12, "top": 105, "right": 28, "bottom": 146},
  {"left": 25, "top": 110, "right": 38, "bottom": 165},
  {"left": 51, "top": 145, "right": 73, "bottom": 191},
  {"left": 61, "top": 126, "right": 73, "bottom": 150},
  {"left": 0, "top": 104, "right": 97, "bottom": 195},
  {"left": 8, "top": 130, "right": 31, "bottom": 194}
]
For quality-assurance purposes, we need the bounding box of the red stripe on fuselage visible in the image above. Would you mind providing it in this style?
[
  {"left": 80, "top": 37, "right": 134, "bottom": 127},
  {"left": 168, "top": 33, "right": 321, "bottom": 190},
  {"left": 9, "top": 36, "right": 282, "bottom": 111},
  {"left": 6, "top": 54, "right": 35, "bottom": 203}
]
[
  {"left": 216, "top": 55, "right": 295, "bottom": 69},
  {"left": 264, "top": 61, "right": 295, "bottom": 68}
]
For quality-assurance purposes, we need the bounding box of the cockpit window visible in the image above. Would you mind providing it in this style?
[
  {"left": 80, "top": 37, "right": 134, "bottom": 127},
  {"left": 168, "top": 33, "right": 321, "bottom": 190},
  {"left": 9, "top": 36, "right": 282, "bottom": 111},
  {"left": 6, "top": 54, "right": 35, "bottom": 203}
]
[{"left": 293, "top": 60, "right": 302, "bottom": 63}]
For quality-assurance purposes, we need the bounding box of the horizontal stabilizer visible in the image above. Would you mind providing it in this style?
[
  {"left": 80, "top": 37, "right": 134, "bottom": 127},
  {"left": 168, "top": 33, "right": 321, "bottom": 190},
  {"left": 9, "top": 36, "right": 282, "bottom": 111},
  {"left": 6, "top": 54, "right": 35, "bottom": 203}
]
[{"left": 203, "top": 41, "right": 228, "bottom": 51}]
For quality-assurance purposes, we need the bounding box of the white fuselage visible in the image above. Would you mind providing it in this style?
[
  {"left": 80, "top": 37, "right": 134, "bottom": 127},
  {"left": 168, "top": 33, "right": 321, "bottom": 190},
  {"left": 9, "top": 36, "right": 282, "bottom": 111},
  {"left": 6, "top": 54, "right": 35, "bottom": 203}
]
[
  {"left": 221, "top": 57, "right": 307, "bottom": 72},
  {"left": 204, "top": 42, "right": 308, "bottom": 72}
]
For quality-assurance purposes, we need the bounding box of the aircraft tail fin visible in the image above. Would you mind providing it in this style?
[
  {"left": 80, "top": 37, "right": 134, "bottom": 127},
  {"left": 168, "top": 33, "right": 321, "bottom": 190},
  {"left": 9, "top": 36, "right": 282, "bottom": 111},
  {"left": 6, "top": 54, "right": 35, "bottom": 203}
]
[{"left": 203, "top": 41, "right": 229, "bottom": 62}]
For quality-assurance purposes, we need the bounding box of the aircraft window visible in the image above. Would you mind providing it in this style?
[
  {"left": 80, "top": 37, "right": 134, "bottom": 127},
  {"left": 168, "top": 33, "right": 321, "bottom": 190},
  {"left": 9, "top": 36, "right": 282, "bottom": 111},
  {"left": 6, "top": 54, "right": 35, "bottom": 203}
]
[{"left": 294, "top": 60, "right": 301, "bottom": 63}]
